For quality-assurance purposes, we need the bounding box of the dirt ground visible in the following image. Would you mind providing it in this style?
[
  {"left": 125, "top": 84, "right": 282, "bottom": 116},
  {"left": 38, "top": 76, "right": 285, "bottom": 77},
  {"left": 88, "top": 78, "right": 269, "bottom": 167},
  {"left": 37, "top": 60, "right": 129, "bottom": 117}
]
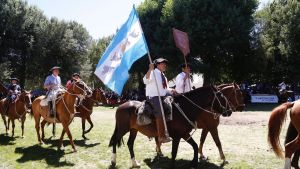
[{"left": 220, "top": 111, "right": 270, "bottom": 126}]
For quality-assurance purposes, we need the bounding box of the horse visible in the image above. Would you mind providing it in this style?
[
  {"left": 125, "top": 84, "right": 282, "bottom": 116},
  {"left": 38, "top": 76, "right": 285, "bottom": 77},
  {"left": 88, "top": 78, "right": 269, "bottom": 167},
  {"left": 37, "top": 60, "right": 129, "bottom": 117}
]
[
  {"left": 0, "top": 82, "right": 8, "bottom": 98},
  {"left": 0, "top": 91, "right": 32, "bottom": 137},
  {"left": 74, "top": 88, "right": 107, "bottom": 139},
  {"left": 284, "top": 122, "right": 300, "bottom": 169},
  {"left": 0, "top": 82, "right": 8, "bottom": 133},
  {"left": 268, "top": 100, "right": 300, "bottom": 169},
  {"left": 31, "top": 80, "right": 91, "bottom": 152},
  {"left": 154, "top": 83, "right": 245, "bottom": 164},
  {"left": 109, "top": 86, "right": 232, "bottom": 168}
]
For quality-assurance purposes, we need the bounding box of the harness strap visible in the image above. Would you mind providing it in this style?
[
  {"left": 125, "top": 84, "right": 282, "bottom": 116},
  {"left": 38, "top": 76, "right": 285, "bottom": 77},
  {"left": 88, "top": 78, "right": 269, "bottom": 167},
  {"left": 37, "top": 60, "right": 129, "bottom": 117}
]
[{"left": 173, "top": 102, "right": 197, "bottom": 129}]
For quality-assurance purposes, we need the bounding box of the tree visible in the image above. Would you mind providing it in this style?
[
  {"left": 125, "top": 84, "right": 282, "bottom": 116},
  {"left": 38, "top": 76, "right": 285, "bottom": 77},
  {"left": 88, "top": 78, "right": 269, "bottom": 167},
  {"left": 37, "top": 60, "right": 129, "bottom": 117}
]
[
  {"left": 135, "top": 0, "right": 258, "bottom": 85},
  {"left": 256, "top": 0, "right": 300, "bottom": 84}
]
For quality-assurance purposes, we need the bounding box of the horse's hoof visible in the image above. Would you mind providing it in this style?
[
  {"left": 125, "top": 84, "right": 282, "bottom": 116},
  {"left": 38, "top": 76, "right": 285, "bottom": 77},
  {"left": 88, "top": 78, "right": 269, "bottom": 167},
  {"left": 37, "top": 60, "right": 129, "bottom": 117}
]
[
  {"left": 111, "top": 161, "right": 116, "bottom": 167},
  {"left": 221, "top": 160, "right": 229, "bottom": 165},
  {"left": 157, "top": 152, "right": 164, "bottom": 158},
  {"left": 82, "top": 136, "right": 88, "bottom": 140},
  {"left": 199, "top": 156, "right": 208, "bottom": 161},
  {"left": 21, "top": 136, "right": 25, "bottom": 139},
  {"left": 73, "top": 149, "right": 77, "bottom": 153},
  {"left": 131, "top": 158, "right": 141, "bottom": 168},
  {"left": 39, "top": 142, "right": 44, "bottom": 146}
]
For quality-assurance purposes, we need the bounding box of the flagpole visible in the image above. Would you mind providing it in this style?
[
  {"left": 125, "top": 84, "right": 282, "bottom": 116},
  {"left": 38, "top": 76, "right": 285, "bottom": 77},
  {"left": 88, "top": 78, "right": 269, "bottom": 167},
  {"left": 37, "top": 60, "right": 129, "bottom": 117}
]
[{"left": 183, "top": 55, "right": 192, "bottom": 91}]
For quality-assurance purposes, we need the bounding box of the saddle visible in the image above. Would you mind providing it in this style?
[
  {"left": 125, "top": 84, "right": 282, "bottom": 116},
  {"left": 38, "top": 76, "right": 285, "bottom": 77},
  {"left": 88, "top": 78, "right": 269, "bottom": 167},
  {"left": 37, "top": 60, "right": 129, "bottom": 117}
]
[
  {"left": 137, "top": 96, "right": 173, "bottom": 126},
  {"left": 40, "top": 92, "right": 64, "bottom": 119}
]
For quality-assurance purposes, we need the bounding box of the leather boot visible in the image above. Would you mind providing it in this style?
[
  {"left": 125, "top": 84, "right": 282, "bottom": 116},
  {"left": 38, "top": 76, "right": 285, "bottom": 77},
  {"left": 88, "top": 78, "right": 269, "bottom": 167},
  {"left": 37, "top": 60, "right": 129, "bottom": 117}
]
[{"left": 156, "top": 117, "right": 172, "bottom": 143}]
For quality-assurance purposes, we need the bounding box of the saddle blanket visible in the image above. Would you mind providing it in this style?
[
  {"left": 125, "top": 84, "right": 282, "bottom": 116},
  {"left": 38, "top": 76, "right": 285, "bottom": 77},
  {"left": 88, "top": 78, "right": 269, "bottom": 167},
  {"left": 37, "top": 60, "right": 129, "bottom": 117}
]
[{"left": 137, "top": 96, "right": 173, "bottom": 126}]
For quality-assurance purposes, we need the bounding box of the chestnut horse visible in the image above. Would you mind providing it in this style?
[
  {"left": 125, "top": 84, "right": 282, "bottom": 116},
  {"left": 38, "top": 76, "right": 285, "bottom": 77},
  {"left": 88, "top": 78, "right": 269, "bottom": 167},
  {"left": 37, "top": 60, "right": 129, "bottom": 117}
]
[
  {"left": 109, "top": 86, "right": 232, "bottom": 169},
  {"left": 0, "top": 91, "right": 32, "bottom": 137},
  {"left": 154, "top": 83, "right": 245, "bottom": 163},
  {"left": 74, "top": 88, "right": 107, "bottom": 139},
  {"left": 268, "top": 100, "right": 300, "bottom": 169},
  {"left": 45, "top": 88, "right": 107, "bottom": 139},
  {"left": 0, "top": 82, "right": 8, "bottom": 133},
  {"left": 284, "top": 122, "right": 300, "bottom": 169},
  {"left": 31, "top": 81, "right": 91, "bottom": 152}
]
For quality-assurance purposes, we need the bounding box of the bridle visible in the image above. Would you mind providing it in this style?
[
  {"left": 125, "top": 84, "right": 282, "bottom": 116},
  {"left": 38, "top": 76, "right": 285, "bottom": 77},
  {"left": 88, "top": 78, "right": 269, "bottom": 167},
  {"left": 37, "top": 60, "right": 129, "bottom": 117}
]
[
  {"left": 179, "top": 86, "right": 232, "bottom": 118},
  {"left": 220, "top": 85, "right": 244, "bottom": 111}
]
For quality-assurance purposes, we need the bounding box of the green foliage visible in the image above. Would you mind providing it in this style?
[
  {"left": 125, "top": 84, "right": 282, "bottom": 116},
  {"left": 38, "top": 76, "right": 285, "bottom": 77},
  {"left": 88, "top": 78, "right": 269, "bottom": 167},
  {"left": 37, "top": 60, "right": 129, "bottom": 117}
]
[
  {"left": 135, "top": 0, "right": 258, "bottom": 85},
  {"left": 256, "top": 0, "right": 300, "bottom": 84},
  {"left": 0, "top": 0, "right": 92, "bottom": 88}
]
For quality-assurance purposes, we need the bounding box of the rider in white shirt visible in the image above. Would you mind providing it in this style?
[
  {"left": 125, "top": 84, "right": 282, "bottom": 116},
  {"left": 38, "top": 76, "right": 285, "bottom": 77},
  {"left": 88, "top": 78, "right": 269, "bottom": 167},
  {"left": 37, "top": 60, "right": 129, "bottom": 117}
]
[
  {"left": 279, "top": 81, "right": 287, "bottom": 93},
  {"left": 175, "top": 63, "right": 192, "bottom": 93},
  {"left": 143, "top": 58, "right": 176, "bottom": 144}
]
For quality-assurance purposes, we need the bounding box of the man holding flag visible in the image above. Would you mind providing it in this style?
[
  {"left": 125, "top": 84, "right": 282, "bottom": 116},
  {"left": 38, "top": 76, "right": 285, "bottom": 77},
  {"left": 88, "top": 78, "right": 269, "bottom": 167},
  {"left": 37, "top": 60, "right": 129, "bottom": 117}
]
[
  {"left": 94, "top": 6, "right": 172, "bottom": 144},
  {"left": 143, "top": 58, "right": 175, "bottom": 143}
]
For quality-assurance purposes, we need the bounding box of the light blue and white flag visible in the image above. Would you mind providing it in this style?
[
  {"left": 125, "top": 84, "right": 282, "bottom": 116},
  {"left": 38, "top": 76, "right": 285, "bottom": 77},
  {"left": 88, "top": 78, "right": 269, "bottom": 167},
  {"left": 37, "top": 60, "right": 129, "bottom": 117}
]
[{"left": 94, "top": 6, "right": 149, "bottom": 95}]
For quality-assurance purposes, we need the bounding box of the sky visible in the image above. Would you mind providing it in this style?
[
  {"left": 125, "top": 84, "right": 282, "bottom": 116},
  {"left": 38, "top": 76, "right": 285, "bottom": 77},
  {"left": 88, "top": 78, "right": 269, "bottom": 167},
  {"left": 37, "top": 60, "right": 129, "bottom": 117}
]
[{"left": 25, "top": 0, "right": 270, "bottom": 39}]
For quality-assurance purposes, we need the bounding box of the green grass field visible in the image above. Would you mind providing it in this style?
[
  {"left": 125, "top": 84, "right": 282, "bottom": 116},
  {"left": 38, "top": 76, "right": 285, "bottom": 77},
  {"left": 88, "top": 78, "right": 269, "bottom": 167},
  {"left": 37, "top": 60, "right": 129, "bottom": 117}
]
[{"left": 0, "top": 104, "right": 291, "bottom": 169}]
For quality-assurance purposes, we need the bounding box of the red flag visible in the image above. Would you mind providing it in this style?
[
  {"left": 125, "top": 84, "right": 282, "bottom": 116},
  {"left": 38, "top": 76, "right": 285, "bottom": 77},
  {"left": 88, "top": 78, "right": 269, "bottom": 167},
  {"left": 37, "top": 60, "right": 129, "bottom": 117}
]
[{"left": 172, "top": 28, "right": 190, "bottom": 57}]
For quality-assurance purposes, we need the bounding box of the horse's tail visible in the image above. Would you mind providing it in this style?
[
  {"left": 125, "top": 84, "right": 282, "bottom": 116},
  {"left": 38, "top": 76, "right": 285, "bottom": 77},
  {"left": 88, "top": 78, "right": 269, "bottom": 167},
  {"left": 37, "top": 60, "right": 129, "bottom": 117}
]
[
  {"left": 109, "top": 122, "right": 123, "bottom": 148},
  {"left": 268, "top": 102, "right": 294, "bottom": 158}
]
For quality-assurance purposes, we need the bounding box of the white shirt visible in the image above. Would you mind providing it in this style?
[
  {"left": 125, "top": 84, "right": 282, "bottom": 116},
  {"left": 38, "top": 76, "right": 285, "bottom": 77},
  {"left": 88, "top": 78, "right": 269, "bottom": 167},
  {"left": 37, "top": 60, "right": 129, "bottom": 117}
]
[
  {"left": 175, "top": 72, "right": 192, "bottom": 93},
  {"left": 279, "top": 82, "right": 287, "bottom": 90},
  {"left": 143, "top": 68, "right": 172, "bottom": 97}
]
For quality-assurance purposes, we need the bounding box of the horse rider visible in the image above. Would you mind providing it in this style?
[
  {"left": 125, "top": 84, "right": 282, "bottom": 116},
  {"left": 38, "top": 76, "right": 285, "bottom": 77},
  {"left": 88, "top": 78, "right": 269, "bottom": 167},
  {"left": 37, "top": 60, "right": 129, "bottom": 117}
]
[
  {"left": 4, "top": 77, "right": 21, "bottom": 114},
  {"left": 66, "top": 73, "right": 81, "bottom": 90},
  {"left": 44, "top": 66, "right": 64, "bottom": 117},
  {"left": 175, "top": 63, "right": 192, "bottom": 94},
  {"left": 278, "top": 80, "right": 287, "bottom": 94},
  {"left": 143, "top": 58, "right": 176, "bottom": 144}
]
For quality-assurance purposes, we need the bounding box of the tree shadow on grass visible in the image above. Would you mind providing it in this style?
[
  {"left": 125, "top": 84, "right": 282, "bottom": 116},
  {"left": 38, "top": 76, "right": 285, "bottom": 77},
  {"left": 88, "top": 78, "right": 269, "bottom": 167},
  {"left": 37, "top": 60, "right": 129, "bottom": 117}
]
[
  {"left": 43, "top": 138, "right": 100, "bottom": 149},
  {"left": 15, "top": 145, "right": 74, "bottom": 167},
  {"left": 144, "top": 156, "right": 224, "bottom": 169},
  {"left": 0, "top": 134, "right": 16, "bottom": 145}
]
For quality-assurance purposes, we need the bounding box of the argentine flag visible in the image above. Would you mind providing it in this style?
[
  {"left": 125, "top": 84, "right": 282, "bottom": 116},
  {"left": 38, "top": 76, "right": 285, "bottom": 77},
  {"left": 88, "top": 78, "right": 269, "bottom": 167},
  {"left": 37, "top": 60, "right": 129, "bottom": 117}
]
[{"left": 94, "top": 6, "right": 149, "bottom": 95}]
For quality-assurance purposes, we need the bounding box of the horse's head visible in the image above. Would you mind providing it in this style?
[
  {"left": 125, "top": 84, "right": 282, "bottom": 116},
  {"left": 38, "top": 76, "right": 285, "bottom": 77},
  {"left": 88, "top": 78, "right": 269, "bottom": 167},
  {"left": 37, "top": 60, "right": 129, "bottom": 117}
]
[
  {"left": 20, "top": 90, "right": 32, "bottom": 108},
  {"left": 211, "top": 86, "right": 233, "bottom": 117},
  {"left": 220, "top": 83, "right": 245, "bottom": 112},
  {"left": 92, "top": 88, "right": 107, "bottom": 104},
  {"left": 69, "top": 80, "right": 92, "bottom": 99}
]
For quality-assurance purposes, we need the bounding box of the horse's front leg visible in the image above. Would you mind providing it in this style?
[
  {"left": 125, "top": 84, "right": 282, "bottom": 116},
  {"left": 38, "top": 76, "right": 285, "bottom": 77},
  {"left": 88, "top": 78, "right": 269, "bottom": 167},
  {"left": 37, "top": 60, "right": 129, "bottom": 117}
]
[
  {"left": 21, "top": 116, "right": 26, "bottom": 138},
  {"left": 40, "top": 119, "right": 47, "bottom": 141},
  {"left": 85, "top": 116, "right": 94, "bottom": 134},
  {"left": 127, "top": 129, "right": 140, "bottom": 168},
  {"left": 210, "top": 128, "right": 226, "bottom": 163},
  {"left": 183, "top": 135, "right": 198, "bottom": 169},
  {"left": 11, "top": 119, "right": 15, "bottom": 138},
  {"left": 62, "top": 122, "right": 76, "bottom": 152},
  {"left": 1, "top": 115, "right": 8, "bottom": 135},
  {"left": 170, "top": 138, "right": 180, "bottom": 169},
  {"left": 199, "top": 128, "right": 209, "bottom": 160},
  {"left": 81, "top": 118, "right": 87, "bottom": 139}
]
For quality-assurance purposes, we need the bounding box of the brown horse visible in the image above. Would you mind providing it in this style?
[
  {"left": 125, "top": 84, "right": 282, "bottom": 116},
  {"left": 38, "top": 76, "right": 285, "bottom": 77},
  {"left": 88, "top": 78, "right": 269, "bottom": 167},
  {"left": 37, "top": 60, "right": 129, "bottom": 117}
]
[
  {"left": 155, "top": 83, "right": 245, "bottom": 163},
  {"left": 0, "top": 82, "right": 8, "bottom": 133},
  {"left": 0, "top": 91, "right": 32, "bottom": 137},
  {"left": 109, "top": 86, "right": 232, "bottom": 168},
  {"left": 74, "top": 88, "right": 107, "bottom": 139},
  {"left": 31, "top": 80, "right": 91, "bottom": 152},
  {"left": 268, "top": 100, "right": 300, "bottom": 169},
  {"left": 284, "top": 122, "right": 300, "bottom": 169}
]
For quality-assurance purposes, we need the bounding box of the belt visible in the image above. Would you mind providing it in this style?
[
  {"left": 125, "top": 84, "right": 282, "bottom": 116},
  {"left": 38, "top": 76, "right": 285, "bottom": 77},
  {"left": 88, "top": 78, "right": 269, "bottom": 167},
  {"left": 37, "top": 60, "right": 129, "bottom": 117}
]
[{"left": 147, "top": 96, "right": 164, "bottom": 99}]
